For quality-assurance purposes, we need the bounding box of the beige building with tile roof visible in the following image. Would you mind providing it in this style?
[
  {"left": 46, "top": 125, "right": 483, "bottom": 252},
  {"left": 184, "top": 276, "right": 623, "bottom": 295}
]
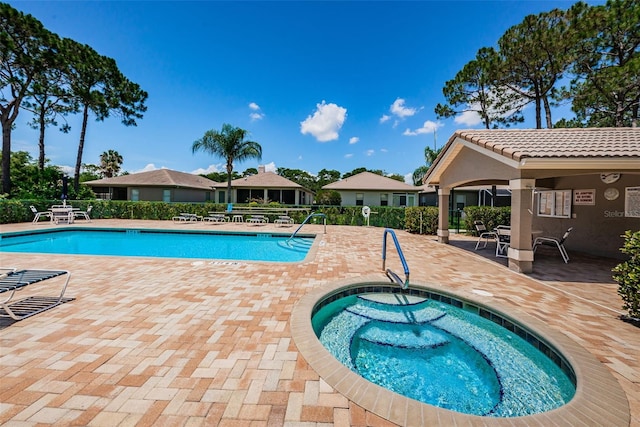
[
  {"left": 322, "top": 171, "right": 420, "bottom": 207},
  {"left": 84, "top": 169, "right": 216, "bottom": 202},
  {"left": 212, "top": 166, "right": 314, "bottom": 205},
  {"left": 424, "top": 127, "right": 640, "bottom": 273}
]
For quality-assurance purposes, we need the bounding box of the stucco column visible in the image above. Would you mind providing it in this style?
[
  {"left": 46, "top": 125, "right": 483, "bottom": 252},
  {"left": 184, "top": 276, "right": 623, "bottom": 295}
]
[
  {"left": 508, "top": 179, "right": 535, "bottom": 273},
  {"left": 437, "top": 188, "right": 450, "bottom": 243}
]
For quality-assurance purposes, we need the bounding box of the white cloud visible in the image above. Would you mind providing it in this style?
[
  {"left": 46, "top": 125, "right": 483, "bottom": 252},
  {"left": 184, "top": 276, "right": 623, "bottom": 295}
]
[
  {"left": 349, "top": 136, "right": 359, "bottom": 144},
  {"left": 60, "top": 165, "right": 75, "bottom": 176},
  {"left": 404, "top": 173, "right": 413, "bottom": 184},
  {"left": 263, "top": 162, "right": 277, "bottom": 172},
  {"left": 344, "top": 153, "right": 353, "bottom": 158},
  {"left": 131, "top": 163, "right": 165, "bottom": 174},
  {"left": 380, "top": 148, "right": 388, "bottom": 153},
  {"left": 365, "top": 149, "right": 375, "bottom": 157},
  {"left": 403, "top": 120, "right": 443, "bottom": 136},
  {"left": 300, "top": 101, "right": 347, "bottom": 142},
  {"left": 249, "top": 102, "right": 264, "bottom": 121},
  {"left": 191, "top": 164, "right": 223, "bottom": 175},
  {"left": 390, "top": 98, "right": 419, "bottom": 119},
  {"left": 379, "top": 114, "right": 391, "bottom": 123},
  {"left": 454, "top": 110, "right": 483, "bottom": 126}
]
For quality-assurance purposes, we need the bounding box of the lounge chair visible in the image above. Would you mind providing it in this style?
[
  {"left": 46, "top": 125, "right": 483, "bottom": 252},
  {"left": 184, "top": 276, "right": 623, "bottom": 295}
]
[
  {"left": 247, "top": 215, "right": 268, "bottom": 225},
  {"left": 203, "top": 213, "right": 228, "bottom": 223},
  {"left": 30, "top": 205, "right": 53, "bottom": 223},
  {"left": 473, "top": 220, "right": 497, "bottom": 250},
  {"left": 0, "top": 268, "right": 71, "bottom": 320},
  {"left": 73, "top": 205, "right": 92, "bottom": 221},
  {"left": 533, "top": 227, "right": 573, "bottom": 263},
  {"left": 274, "top": 215, "right": 294, "bottom": 227},
  {"left": 172, "top": 213, "right": 201, "bottom": 222}
]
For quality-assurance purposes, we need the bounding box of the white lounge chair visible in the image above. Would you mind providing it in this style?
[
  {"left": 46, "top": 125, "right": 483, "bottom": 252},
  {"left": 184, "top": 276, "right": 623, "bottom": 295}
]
[
  {"left": 533, "top": 227, "right": 573, "bottom": 263},
  {"left": 73, "top": 205, "right": 92, "bottom": 222},
  {"left": 30, "top": 206, "right": 52, "bottom": 223}
]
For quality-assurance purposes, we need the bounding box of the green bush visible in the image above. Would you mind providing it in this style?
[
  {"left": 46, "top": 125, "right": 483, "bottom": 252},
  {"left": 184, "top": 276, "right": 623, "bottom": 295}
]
[
  {"left": 404, "top": 207, "right": 439, "bottom": 235},
  {"left": 0, "top": 200, "right": 410, "bottom": 230},
  {"left": 613, "top": 230, "right": 640, "bottom": 321},
  {"left": 463, "top": 206, "right": 511, "bottom": 235}
]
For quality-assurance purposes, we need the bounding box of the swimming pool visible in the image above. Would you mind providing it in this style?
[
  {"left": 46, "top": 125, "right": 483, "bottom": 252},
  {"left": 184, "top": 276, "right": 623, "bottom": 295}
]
[
  {"left": 0, "top": 228, "right": 314, "bottom": 262},
  {"left": 312, "top": 290, "right": 575, "bottom": 416}
]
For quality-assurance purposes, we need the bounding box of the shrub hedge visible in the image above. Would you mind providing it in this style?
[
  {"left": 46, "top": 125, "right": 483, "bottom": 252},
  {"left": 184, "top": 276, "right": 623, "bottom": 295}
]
[
  {"left": 462, "top": 205, "right": 511, "bottom": 235},
  {"left": 0, "top": 200, "right": 506, "bottom": 239},
  {"left": 613, "top": 230, "right": 640, "bottom": 321}
]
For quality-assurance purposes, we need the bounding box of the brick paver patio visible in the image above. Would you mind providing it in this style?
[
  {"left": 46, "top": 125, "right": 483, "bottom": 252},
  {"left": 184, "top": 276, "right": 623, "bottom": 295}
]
[{"left": 1, "top": 220, "right": 638, "bottom": 426}]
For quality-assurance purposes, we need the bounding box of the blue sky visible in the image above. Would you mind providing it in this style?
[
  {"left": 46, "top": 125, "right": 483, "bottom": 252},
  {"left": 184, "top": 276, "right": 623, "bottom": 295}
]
[{"left": 8, "top": 1, "right": 593, "bottom": 182}]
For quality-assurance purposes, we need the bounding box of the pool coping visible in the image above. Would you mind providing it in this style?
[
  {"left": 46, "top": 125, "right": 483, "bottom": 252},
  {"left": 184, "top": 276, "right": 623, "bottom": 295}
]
[{"left": 290, "top": 275, "right": 630, "bottom": 426}]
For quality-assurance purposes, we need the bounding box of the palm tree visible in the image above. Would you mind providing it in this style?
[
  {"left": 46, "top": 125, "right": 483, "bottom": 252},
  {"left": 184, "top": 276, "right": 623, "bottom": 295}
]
[
  {"left": 412, "top": 146, "right": 443, "bottom": 186},
  {"left": 99, "top": 149, "right": 123, "bottom": 178},
  {"left": 192, "top": 123, "right": 262, "bottom": 203}
]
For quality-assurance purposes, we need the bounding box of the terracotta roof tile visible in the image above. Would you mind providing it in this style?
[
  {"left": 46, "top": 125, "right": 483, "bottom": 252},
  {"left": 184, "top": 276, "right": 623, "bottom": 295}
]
[{"left": 455, "top": 128, "right": 640, "bottom": 160}]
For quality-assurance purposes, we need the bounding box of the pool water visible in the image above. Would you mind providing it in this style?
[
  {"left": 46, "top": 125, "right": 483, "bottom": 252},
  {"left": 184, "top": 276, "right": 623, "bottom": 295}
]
[
  {"left": 0, "top": 228, "right": 313, "bottom": 262},
  {"left": 312, "top": 293, "right": 576, "bottom": 417}
]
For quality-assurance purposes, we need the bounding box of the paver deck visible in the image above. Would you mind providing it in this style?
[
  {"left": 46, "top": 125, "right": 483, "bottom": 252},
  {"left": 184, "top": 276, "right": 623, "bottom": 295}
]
[{"left": 0, "top": 220, "right": 638, "bottom": 426}]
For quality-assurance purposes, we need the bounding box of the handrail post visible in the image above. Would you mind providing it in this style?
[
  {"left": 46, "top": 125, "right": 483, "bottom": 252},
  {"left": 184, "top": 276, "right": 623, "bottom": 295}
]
[
  {"left": 382, "top": 228, "right": 410, "bottom": 289},
  {"left": 288, "top": 213, "right": 327, "bottom": 242}
]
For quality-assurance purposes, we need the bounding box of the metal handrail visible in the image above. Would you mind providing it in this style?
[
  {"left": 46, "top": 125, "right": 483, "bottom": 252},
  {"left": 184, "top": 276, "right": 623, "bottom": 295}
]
[
  {"left": 288, "top": 213, "right": 327, "bottom": 241},
  {"left": 382, "top": 228, "right": 410, "bottom": 289}
]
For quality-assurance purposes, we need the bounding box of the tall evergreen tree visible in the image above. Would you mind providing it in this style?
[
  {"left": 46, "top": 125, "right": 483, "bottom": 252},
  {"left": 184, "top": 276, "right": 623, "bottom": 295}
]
[
  {"left": 0, "top": 3, "right": 57, "bottom": 194},
  {"left": 65, "top": 38, "right": 147, "bottom": 191},
  {"left": 497, "top": 8, "right": 577, "bottom": 128},
  {"left": 566, "top": 0, "right": 640, "bottom": 127},
  {"left": 435, "top": 47, "right": 523, "bottom": 129}
]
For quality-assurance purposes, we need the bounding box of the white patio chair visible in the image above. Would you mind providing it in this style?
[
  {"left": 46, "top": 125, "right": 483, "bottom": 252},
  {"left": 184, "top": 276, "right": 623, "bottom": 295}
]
[
  {"left": 533, "top": 227, "right": 573, "bottom": 263},
  {"left": 473, "top": 220, "right": 497, "bottom": 250},
  {"left": 495, "top": 225, "right": 511, "bottom": 258},
  {"left": 30, "top": 206, "right": 53, "bottom": 223}
]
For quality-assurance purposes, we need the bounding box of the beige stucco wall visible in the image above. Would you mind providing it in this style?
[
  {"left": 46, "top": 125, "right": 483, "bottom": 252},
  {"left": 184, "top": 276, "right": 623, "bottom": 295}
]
[
  {"left": 337, "top": 190, "right": 417, "bottom": 207},
  {"left": 531, "top": 173, "right": 639, "bottom": 259},
  {"left": 127, "top": 187, "right": 212, "bottom": 203}
]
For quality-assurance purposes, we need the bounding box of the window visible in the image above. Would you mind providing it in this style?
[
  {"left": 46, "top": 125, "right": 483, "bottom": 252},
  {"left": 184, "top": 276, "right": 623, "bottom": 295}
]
[
  {"left": 218, "top": 191, "right": 226, "bottom": 203},
  {"left": 131, "top": 188, "right": 139, "bottom": 201},
  {"left": 380, "top": 193, "right": 388, "bottom": 206},
  {"left": 356, "top": 193, "right": 364, "bottom": 206},
  {"left": 163, "top": 189, "right": 171, "bottom": 203},
  {"left": 393, "top": 193, "right": 407, "bottom": 207}
]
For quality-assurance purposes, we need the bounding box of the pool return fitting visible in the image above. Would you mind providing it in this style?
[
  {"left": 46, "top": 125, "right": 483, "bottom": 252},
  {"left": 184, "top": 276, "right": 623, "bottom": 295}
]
[{"left": 382, "top": 228, "right": 410, "bottom": 289}]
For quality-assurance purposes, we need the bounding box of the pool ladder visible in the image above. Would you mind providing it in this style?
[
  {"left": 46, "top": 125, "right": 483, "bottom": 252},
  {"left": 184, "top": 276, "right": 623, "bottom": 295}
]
[
  {"left": 287, "top": 213, "right": 327, "bottom": 242},
  {"left": 382, "top": 228, "right": 410, "bottom": 290}
]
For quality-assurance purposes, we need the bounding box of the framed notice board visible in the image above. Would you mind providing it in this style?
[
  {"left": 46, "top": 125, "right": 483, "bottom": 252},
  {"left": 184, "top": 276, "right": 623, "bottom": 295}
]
[{"left": 537, "top": 190, "right": 572, "bottom": 218}]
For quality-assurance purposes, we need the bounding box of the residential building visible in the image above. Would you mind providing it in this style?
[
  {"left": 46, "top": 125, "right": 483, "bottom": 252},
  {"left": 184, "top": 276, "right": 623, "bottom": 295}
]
[
  {"left": 322, "top": 171, "right": 419, "bottom": 207},
  {"left": 212, "top": 166, "right": 314, "bottom": 205},
  {"left": 84, "top": 169, "right": 216, "bottom": 202}
]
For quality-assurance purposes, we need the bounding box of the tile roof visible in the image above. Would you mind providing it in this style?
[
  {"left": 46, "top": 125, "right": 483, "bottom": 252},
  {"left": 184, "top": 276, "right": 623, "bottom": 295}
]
[
  {"left": 212, "top": 171, "right": 310, "bottom": 191},
  {"left": 451, "top": 127, "right": 640, "bottom": 161},
  {"left": 84, "top": 169, "right": 217, "bottom": 190},
  {"left": 323, "top": 171, "right": 419, "bottom": 191}
]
